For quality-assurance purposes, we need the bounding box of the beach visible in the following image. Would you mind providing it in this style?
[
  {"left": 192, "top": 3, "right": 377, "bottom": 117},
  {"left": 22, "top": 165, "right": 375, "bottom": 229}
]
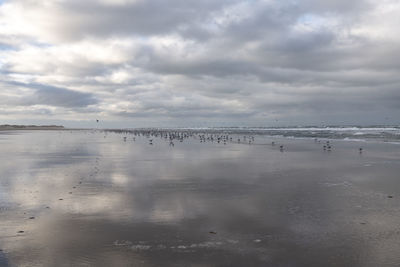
[{"left": 1, "top": 129, "right": 400, "bottom": 266}]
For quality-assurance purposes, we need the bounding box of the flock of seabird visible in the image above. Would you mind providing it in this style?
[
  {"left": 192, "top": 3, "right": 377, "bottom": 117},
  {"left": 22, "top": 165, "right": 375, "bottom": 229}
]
[{"left": 106, "top": 129, "right": 364, "bottom": 153}]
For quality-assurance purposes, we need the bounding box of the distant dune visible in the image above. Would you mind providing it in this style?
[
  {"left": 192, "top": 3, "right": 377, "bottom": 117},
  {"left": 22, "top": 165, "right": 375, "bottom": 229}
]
[{"left": 0, "top": 125, "right": 64, "bottom": 130}]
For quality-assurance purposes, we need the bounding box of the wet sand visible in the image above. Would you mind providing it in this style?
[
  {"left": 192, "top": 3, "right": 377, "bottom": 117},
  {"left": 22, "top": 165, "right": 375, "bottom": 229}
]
[{"left": 1, "top": 130, "right": 400, "bottom": 266}]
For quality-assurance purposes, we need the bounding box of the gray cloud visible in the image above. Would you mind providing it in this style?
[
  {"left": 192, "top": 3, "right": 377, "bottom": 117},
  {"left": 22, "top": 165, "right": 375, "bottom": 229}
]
[
  {"left": 15, "top": 0, "right": 239, "bottom": 41},
  {"left": 7, "top": 82, "right": 98, "bottom": 108},
  {"left": 0, "top": 0, "right": 400, "bottom": 126}
]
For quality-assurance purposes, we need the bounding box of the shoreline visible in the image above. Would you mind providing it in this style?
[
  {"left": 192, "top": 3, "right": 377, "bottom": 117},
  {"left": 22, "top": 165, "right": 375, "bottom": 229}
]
[{"left": 0, "top": 125, "right": 65, "bottom": 131}]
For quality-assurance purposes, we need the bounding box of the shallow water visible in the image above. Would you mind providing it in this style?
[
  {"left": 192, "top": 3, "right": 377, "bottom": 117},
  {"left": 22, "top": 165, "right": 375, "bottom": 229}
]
[{"left": 1, "top": 130, "right": 400, "bottom": 266}]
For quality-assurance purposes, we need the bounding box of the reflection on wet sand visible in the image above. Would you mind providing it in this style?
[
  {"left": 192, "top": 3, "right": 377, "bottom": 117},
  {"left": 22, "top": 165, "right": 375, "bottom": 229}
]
[{"left": 1, "top": 130, "right": 400, "bottom": 266}]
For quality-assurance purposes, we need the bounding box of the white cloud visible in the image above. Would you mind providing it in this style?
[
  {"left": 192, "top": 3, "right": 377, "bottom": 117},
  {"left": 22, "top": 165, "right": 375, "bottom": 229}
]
[{"left": 0, "top": 0, "right": 400, "bottom": 127}]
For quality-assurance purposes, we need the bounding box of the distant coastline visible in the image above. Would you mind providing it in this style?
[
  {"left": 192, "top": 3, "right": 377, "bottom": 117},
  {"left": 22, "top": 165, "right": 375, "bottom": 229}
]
[{"left": 0, "top": 125, "right": 65, "bottom": 130}]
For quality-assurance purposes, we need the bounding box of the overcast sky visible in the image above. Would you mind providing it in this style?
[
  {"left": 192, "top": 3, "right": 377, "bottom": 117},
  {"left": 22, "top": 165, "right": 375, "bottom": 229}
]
[{"left": 1, "top": 0, "right": 399, "bottom": 128}]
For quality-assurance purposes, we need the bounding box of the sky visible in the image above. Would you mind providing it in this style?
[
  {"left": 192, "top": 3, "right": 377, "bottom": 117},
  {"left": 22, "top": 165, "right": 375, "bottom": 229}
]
[{"left": 0, "top": 0, "right": 400, "bottom": 128}]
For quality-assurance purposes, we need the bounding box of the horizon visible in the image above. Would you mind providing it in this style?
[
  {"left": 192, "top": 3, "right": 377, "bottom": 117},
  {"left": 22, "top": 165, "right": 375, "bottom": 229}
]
[{"left": 2, "top": 123, "right": 400, "bottom": 130}]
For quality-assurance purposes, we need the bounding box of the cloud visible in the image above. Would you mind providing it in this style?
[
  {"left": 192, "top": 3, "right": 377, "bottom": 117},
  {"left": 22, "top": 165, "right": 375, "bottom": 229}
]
[
  {"left": 0, "top": 0, "right": 400, "bottom": 126},
  {"left": 3, "top": 81, "right": 97, "bottom": 108}
]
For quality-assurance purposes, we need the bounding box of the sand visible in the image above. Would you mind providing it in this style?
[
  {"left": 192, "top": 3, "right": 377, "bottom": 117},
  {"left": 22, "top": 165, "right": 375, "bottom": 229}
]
[{"left": 1, "top": 130, "right": 400, "bottom": 266}]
